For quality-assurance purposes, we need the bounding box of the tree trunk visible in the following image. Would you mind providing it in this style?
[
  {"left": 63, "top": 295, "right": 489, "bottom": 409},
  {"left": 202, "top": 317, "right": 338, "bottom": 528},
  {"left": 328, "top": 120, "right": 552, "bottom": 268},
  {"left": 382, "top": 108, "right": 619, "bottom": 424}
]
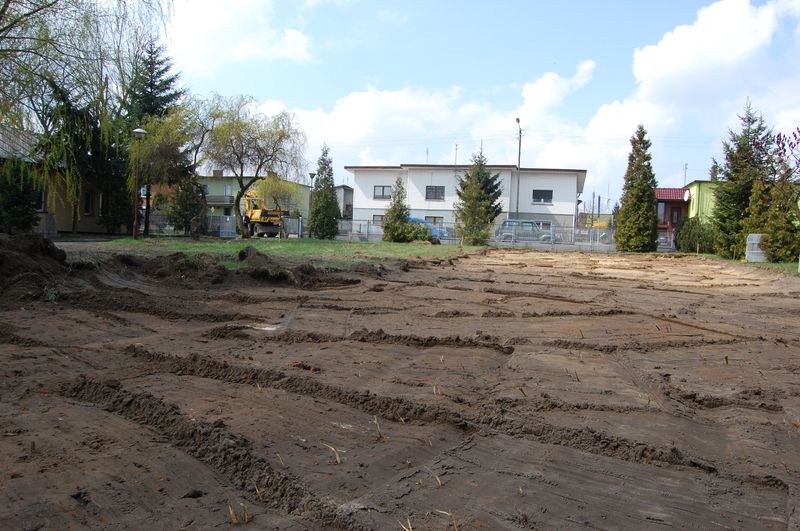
[{"left": 234, "top": 189, "right": 249, "bottom": 238}]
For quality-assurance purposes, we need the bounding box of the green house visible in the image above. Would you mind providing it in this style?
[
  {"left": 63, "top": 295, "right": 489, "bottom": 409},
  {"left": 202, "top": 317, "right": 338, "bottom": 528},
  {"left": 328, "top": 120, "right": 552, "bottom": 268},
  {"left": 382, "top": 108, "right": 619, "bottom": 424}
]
[{"left": 685, "top": 180, "right": 717, "bottom": 222}]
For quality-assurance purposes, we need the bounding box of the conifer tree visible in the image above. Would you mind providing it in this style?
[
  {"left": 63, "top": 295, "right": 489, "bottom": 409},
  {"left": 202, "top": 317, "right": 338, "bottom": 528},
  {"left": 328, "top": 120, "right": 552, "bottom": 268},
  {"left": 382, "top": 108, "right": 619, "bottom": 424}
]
[
  {"left": 741, "top": 177, "right": 771, "bottom": 237},
  {"left": 126, "top": 39, "right": 185, "bottom": 236},
  {"left": 712, "top": 102, "right": 773, "bottom": 258},
  {"left": 308, "top": 145, "right": 340, "bottom": 239},
  {"left": 615, "top": 125, "right": 658, "bottom": 252},
  {"left": 382, "top": 175, "right": 411, "bottom": 242},
  {"left": 456, "top": 151, "right": 502, "bottom": 222},
  {"left": 759, "top": 165, "right": 800, "bottom": 262},
  {"left": 454, "top": 169, "right": 491, "bottom": 245}
]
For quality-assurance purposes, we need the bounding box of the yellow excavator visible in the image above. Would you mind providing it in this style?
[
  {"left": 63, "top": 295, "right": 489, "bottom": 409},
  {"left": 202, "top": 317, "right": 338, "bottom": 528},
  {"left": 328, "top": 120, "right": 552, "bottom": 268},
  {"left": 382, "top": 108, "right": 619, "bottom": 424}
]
[{"left": 242, "top": 188, "right": 288, "bottom": 237}]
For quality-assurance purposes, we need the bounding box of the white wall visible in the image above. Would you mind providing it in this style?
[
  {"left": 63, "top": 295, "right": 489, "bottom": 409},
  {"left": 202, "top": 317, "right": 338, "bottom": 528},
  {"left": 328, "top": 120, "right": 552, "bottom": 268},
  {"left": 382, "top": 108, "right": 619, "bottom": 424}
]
[
  {"left": 517, "top": 171, "right": 578, "bottom": 217},
  {"left": 349, "top": 165, "right": 582, "bottom": 227}
]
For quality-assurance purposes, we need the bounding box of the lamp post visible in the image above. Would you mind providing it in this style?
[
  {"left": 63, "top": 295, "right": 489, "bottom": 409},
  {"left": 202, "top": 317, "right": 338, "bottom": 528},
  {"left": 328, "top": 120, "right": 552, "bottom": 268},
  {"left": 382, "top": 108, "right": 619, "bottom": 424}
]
[
  {"left": 132, "top": 127, "right": 147, "bottom": 239},
  {"left": 515, "top": 117, "right": 522, "bottom": 219},
  {"left": 307, "top": 172, "right": 316, "bottom": 237}
]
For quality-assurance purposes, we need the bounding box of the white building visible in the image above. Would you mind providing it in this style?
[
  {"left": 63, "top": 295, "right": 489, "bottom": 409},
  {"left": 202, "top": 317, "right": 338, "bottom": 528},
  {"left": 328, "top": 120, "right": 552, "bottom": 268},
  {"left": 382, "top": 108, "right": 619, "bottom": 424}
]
[{"left": 345, "top": 164, "right": 586, "bottom": 229}]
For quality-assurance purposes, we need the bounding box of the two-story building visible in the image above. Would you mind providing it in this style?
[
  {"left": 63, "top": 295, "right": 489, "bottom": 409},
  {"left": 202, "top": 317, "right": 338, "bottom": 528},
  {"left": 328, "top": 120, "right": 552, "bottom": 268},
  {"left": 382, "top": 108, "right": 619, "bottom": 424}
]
[{"left": 345, "top": 164, "right": 586, "bottom": 230}]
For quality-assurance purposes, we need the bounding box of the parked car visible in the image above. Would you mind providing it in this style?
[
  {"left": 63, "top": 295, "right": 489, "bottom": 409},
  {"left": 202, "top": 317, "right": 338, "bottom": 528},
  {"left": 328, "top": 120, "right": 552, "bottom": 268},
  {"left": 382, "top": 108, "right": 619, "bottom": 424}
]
[
  {"left": 494, "top": 219, "right": 556, "bottom": 242},
  {"left": 409, "top": 217, "right": 447, "bottom": 239}
]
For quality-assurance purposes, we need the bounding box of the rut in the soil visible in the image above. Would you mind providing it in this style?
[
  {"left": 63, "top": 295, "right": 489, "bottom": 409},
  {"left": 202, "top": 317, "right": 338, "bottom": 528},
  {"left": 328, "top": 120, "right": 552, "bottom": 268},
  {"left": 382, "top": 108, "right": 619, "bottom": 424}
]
[
  {"left": 118, "top": 346, "right": 790, "bottom": 491},
  {"left": 200, "top": 326, "right": 517, "bottom": 354},
  {"left": 60, "top": 377, "right": 366, "bottom": 530},
  {"left": 545, "top": 337, "right": 746, "bottom": 354}
]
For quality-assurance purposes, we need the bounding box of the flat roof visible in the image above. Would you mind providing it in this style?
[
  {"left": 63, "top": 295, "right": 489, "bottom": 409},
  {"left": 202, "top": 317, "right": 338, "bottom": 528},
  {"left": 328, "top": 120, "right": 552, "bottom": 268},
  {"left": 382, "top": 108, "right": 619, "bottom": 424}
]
[{"left": 344, "top": 164, "right": 586, "bottom": 193}]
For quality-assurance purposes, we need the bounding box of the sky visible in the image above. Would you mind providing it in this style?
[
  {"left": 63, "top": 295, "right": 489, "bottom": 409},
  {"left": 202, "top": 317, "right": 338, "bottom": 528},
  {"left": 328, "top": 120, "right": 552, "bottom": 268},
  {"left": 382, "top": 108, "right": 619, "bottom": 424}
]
[{"left": 163, "top": 0, "right": 800, "bottom": 211}]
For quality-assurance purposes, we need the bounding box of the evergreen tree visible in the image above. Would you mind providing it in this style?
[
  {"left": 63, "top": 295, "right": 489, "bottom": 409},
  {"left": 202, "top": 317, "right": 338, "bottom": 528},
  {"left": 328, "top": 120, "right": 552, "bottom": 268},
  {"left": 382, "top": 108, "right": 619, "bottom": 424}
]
[
  {"left": 759, "top": 165, "right": 800, "bottom": 262},
  {"left": 0, "top": 163, "right": 39, "bottom": 234},
  {"left": 712, "top": 102, "right": 773, "bottom": 258},
  {"left": 454, "top": 169, "right": 491, "bottom": 245},
  {"left": 382, "top": 175, "right": 411, "bottom": 242},
  {"left": 616, "top": 125, "right": 658, "bottom": 252},
  {"left": 126, "top": 40, "right": 184, "bottom": 121},
  {"left": 308, "top": 145, "right": 341, "bottom": 239},
  {"left": 741, "top": 176, "right": 771, "bottom": 237},
  {"left": 166, "top": 180, "right": 206, "bottom": 238},
  {"left": 457, "top": 151, "right": 502, "bottom": 222},
  {"left": 126, "top": 39, "right": 185, "bottom": 236},
  {"left": 454, "top": 152, "right": 500, "bottom": 245}
]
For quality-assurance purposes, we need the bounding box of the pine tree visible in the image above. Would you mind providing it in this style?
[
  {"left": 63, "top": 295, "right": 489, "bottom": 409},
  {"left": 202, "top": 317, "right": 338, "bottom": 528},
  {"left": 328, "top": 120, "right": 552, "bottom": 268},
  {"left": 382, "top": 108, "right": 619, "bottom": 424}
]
[
  {"left": 0, "top": 163, "right": 39, "bottom": 234},
  {"left": 759, "top": 165, "right": 800, "bottom": 262},
  {"left": 454, "top": 169, "right": 491, "bottom": 245},
  {"left": 712, "top": 102, "right": 773, "bottom": 258},
  {"left": 127, "top": 40, "right": 184, "bottom": 121},
  {"left": 741, "top": 177, "right": 770, "bottom": 237},
  {"left": 382, "top": 175, "right": 411, "bottom": 242},
  {"left": 616, "top": 125, "right": 658, "bottom": 252},
  {"left": 126, "top": 39, "right": 185, "bottom": 236},
  {"left": 454, "top": 152, "right": 502, "bottom": 246},
  {"left": 457, "top": 151, "right": 502, "bottom": 222},
  {"left": 308, "top": 145, "right": 340, "bottom": 239}
]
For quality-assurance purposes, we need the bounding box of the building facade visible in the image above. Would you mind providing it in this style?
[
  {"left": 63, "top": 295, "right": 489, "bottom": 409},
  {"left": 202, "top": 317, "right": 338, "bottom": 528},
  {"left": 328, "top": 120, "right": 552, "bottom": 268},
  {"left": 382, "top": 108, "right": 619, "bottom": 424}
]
[{"left": 345, "top": 164, "right": 586, "bottom": 229}]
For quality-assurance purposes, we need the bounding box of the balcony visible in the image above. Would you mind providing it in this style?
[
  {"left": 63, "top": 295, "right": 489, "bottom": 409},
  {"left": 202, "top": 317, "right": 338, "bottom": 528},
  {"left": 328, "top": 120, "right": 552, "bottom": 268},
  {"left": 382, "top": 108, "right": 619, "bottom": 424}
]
[{"left": 206, "top": 195, "right": 234, "bottom": 206}]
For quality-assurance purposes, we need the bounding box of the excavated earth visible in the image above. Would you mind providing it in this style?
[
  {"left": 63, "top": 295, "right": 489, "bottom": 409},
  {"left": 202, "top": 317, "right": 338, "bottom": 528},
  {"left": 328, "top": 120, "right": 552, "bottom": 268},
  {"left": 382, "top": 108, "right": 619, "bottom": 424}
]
[{"left": 1, "top": 236, "right": 799, "bottom": 530}]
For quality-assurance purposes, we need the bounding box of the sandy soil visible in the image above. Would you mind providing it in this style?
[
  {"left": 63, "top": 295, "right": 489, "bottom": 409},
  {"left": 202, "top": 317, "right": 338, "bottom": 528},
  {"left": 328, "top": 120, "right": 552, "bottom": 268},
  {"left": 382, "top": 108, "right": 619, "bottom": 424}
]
[{"left": 1, "top": 236, "right": 799, "bottom": 530}]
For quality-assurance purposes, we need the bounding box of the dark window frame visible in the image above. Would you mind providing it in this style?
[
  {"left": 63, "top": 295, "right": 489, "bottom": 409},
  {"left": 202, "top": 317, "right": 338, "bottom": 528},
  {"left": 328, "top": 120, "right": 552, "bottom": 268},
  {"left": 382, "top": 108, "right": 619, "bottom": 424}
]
[
  {"left": 425, "top": 185, "right": 445, "bottom": 201},
  {"left": 373, "top": 185, "right": 392, "bottom": 200},
  {"left": 531, "top": 189, "right": 553, "bottom": 204},
  {"left": 424, "top": 216, "right": 444, "bottom": 225},
  {"left": 83, "top": 191, "right": 94, "bottom": 216},
  {"left": 372, "top": 214, "right": 385, "bottom": 225}
]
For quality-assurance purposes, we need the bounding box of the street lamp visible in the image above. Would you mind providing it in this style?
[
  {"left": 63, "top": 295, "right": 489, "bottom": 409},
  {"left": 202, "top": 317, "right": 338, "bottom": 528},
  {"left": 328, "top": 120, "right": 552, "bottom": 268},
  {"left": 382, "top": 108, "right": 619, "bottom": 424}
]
[
  {"left": 515, "top": 117, "right": 522, "bottom": 219},
  {"left": 307, "top": 172, "right": 316, "bottom": 238},
  {"left": 132, "top": 127, "right": 147, "bottom": 239}
]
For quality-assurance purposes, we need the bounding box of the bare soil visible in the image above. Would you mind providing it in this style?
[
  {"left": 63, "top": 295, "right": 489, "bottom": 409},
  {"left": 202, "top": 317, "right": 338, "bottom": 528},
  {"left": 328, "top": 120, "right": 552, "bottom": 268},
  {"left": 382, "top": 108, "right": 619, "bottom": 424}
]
[{"left": 1, "top": 236, "right": 799, "bottom": 530}]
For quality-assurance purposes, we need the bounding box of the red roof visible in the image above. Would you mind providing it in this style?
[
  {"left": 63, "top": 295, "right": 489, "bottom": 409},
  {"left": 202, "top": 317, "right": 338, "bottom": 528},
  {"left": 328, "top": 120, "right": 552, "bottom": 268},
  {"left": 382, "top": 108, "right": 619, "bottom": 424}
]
[{"left": 655, "top": 188, "right": 686, "bottom": 201}]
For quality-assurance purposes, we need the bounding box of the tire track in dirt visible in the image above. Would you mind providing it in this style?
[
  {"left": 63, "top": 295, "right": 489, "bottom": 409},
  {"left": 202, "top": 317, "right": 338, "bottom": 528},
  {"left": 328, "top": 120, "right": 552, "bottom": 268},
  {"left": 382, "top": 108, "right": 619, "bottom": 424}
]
[
  {"left": 116, "top": 346, "right": 791, "bottom": 492},
  {"left": 201, "top": 326, "right": 517, "bottom": 354},
  {"left": 545, "top": 337, "right": 746, "bottom": 354},
  {"left": 59, "top": 377, "right": 366, "bottom": 530}
]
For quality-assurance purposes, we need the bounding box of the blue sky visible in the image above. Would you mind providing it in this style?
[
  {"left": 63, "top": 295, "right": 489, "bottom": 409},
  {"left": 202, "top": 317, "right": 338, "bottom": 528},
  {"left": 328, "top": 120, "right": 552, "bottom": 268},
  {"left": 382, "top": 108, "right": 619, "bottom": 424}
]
[{"left": 165, "top": 0, "right": 800, "bottom": 210}]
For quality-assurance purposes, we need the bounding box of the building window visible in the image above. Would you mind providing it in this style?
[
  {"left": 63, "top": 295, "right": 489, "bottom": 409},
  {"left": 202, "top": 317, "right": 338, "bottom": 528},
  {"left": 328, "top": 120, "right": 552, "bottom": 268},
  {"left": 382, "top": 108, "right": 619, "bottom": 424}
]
[
  {"left": 425, "top": 186, "right": 445, "bottom": 201},
  {"left": 224, "top": 207, "right": 232, "bottom": 216},
  {"left": 83, "top": 191, "right": 94, "bottom": 216},
  {"left": 203, "top": 185, "right": 210, "bottom": 195},
  {"left": 536, "top": 221, "right": 552, "bottom": 231},
  {"left": 372, "top": 214, "right": 385, "bottom": 225},
  {"left": 424, "top": 216, "right": 444, "bottom": 225},
  {"left": 373, "top": 185, "right": 392, "bottom": 200},
  {"left": 32, "top": 189, "right": 46, "bottom": 212},
  {"left": 532, "top": 190, "right": 553, "bottom": 204},
  {"left": 224, "top": 184, "right": 232, "bottom": 196}
]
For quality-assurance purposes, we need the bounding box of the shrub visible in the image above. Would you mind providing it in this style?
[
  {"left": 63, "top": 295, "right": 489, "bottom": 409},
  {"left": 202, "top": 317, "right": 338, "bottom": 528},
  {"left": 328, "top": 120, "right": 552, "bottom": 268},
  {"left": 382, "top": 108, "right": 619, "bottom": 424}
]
[{"left": 675, "top": 218, "right": 718, "bottom": 254}]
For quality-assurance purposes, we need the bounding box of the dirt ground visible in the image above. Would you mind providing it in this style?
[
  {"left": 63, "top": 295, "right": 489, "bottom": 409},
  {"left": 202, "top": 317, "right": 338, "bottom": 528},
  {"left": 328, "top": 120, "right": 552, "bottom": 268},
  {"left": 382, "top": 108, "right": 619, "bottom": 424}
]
[{"left": 1, "top": 236, "right": 799, "bottom": 530}]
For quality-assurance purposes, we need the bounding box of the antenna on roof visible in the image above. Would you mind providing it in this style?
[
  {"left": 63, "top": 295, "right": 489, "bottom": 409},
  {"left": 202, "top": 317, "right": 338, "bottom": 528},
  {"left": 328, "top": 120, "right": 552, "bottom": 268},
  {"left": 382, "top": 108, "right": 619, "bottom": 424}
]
[{"left": 426, "top": 147, "right": 429, "bottom": 164}]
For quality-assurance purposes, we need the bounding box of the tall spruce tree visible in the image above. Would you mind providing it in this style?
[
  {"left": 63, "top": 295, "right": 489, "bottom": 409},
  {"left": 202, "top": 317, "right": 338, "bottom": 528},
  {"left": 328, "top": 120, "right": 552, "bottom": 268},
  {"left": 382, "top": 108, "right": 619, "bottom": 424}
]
[
  {"left": 126, "top": 39, "right": 185, "bottom": 236},
  {"left": 712, "top": 102, "right": 773, "bottom": 258},
  {"left": 454, "top": 152, "right": 501, "bottom": 245},
  {"left": 616, "top": 125, "right": 658, "bottom": 252},
  {"left": 382, "top": 175, "right": 411, "bottom": 242},
  {"left": 308, "top": 145, "right": 340, "bottom": 239},
  {"left": 759, "top": 164, "right": 800, "bottom": 262}
]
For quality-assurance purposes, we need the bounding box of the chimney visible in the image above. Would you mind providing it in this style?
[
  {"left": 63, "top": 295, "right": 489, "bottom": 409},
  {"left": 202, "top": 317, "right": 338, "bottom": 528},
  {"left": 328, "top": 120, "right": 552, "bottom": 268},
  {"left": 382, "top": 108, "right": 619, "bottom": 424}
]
[{"left": 212, "top": 169, "right": 223, "bottom": 177}]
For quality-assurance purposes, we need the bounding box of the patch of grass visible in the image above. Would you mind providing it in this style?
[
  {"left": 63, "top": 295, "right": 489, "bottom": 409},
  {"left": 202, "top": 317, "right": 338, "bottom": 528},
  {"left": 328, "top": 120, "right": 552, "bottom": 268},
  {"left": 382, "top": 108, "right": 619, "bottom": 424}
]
[{"left": 90, "top": 236, "right": 481, "bottom": 268}]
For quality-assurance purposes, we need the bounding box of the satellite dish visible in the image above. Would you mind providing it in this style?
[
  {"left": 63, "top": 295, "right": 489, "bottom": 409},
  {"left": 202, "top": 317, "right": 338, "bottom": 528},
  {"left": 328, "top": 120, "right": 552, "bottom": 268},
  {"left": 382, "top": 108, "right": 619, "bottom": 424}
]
[{"left": 683, "top": 189, "right": 690, "bottom": 202}]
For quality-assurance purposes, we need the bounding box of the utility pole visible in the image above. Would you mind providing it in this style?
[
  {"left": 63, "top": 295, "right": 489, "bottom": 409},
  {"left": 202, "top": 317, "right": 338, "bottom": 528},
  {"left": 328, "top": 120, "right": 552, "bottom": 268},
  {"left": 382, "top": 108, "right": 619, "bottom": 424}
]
[
  {"left": 515, "top": 117, "right": 522, "bottom": 219},
  {"left": 683, "top": 163, "right": 688, "bottom": 186}
]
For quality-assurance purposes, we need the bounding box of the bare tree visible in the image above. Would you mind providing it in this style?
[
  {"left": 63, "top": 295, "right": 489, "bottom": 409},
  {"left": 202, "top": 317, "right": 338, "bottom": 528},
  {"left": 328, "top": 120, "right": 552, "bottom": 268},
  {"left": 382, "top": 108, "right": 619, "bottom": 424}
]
[{"left": 205, "top": 95, "right": 305, "bottom": 237}]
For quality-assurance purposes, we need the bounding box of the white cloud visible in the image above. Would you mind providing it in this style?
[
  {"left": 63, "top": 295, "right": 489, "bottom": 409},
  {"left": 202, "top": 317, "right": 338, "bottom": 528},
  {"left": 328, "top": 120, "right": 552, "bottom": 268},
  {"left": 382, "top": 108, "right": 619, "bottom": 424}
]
[{"left": 165, "top": 0, "right": 312, "bottom": 76}]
